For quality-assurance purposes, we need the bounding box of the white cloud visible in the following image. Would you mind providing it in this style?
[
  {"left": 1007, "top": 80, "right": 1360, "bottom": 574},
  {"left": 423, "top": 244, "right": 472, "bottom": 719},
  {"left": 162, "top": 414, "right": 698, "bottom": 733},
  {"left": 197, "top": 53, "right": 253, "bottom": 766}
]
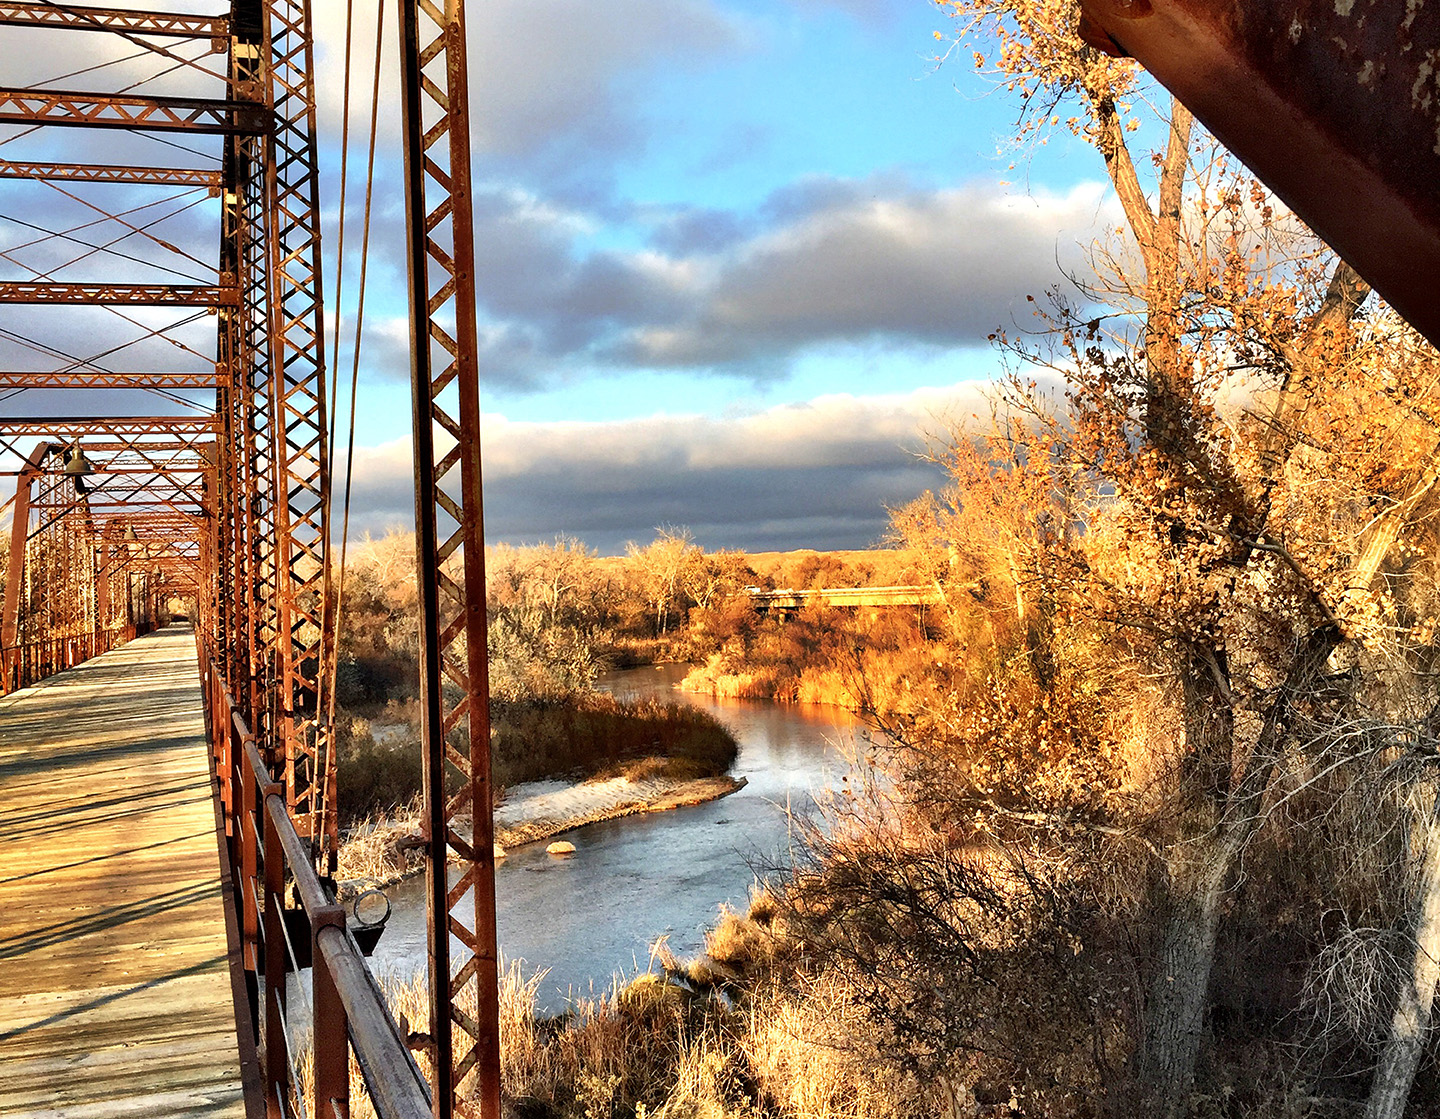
[{"left": 310, "top": 0, "right": 745, "bottom": 168}]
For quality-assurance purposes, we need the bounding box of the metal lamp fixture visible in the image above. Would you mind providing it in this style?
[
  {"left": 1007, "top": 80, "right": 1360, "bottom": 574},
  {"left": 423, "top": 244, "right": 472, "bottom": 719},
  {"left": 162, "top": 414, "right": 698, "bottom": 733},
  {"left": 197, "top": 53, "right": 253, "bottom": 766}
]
[{"left": 63, "top": 442, "right": 94, "bottom": 478}]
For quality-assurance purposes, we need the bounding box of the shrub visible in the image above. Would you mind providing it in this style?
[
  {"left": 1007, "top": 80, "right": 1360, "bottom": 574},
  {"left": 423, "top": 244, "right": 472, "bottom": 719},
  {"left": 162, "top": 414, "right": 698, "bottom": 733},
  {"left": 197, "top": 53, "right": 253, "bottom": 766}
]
[
  {"left": 336, "top": 716, "right": 423, "bottom": 823},
  {"left": 492, "top": 694, "right": 738, "bottom": 788}
]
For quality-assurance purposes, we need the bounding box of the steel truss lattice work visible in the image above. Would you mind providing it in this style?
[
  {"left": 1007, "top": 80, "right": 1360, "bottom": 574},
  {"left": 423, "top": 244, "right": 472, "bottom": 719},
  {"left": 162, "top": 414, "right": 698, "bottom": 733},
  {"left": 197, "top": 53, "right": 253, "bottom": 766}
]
[{"left": 0, "top": 0, "right": 499, "bottom": 1114}]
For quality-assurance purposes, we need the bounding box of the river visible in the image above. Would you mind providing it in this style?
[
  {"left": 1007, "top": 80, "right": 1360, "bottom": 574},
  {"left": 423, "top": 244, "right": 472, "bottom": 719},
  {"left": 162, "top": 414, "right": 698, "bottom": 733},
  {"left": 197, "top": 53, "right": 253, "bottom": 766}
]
[{"left": 366, "top": 664, "right": 869, "bottom": 1012}]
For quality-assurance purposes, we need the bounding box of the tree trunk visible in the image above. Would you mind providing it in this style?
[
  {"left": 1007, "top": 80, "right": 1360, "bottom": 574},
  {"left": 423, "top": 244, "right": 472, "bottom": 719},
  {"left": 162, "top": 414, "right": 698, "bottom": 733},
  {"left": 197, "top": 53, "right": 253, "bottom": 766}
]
[
  {"left": 1138, "top": 835, "right": 1232, "bottom": 1117},
  {"left": 1366, "top": 791, "right": 1440, "bottom": 1119}
]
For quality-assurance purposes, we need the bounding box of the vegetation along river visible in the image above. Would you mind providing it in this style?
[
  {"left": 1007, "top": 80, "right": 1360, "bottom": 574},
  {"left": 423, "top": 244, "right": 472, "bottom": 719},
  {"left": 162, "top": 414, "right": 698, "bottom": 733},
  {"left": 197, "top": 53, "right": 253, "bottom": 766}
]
[{"left": 369, "top": 664, "right": 869, "bottom": 1012}]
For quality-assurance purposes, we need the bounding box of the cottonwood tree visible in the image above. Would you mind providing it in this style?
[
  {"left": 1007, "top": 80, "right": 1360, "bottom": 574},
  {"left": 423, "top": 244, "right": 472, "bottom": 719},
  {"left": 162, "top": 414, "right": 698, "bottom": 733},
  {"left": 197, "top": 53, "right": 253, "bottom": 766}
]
[
  {"left": 864, "top": 283, "right": 1440, "bottom": 1114},
  {"left": 682, "top": 548, "right": 755, "bottom": 611},
  {"left": 625, "top": 526, "right": 702, "bottom": 636},
  {"left": 914, "top": 3, "right": 1440, "bottom": 1111}
]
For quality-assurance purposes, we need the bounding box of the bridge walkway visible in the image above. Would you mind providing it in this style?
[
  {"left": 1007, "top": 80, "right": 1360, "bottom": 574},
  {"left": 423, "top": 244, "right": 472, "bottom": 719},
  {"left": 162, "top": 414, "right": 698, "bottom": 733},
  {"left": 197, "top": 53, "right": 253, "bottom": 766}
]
[{"left": 0, "top": 626, "right": 246, "bottom": 1117}]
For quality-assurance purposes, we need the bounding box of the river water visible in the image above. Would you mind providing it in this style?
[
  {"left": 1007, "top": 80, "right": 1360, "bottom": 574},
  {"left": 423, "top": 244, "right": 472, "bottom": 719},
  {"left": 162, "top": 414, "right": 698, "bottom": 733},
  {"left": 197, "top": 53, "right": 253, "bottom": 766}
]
[{"left": 367, "top": 664, "right": 869, "bottom": 1011}]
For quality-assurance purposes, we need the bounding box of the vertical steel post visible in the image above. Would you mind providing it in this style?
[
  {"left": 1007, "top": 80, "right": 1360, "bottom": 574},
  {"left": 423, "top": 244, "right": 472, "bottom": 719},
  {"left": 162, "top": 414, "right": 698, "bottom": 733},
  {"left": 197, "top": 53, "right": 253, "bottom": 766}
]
[
  {"left": 261, "top": 786, "right": 286, "bottom": 1116},
  {"left": 260, "top": 0, "right": 335, "bottom": 866},
  {"left": 1, "top": 445, "right": 45, "bottom": 691},
  {"left": 311, "top": 906, "right": 350, "bottom": 1119},
  {"left": 397, "top": 0, "right": 500, "bottom": 1110}
]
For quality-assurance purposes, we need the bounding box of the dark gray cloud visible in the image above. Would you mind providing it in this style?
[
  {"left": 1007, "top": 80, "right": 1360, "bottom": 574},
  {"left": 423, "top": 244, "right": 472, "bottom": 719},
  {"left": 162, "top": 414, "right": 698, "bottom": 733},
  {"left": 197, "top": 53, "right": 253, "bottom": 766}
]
[
  {"left": 645, "top": 207, "right": 754, "bottom": 256},
  {"left": 342, "top": 383, "right": 1010, "bottom": 553},
  {"left": 612, "top": 181, "right": 1110, "bottom": 369},
  {"left": 374, "top": 176, "right": 1111, "bottom": 388}
]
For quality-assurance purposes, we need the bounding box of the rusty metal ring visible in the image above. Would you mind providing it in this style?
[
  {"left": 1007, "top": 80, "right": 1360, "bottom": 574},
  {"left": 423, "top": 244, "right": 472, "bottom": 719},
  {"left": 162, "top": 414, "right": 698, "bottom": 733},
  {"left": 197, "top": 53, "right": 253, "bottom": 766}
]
[{"left": 352, "top": 887, "right": 391, "bottom": 929}]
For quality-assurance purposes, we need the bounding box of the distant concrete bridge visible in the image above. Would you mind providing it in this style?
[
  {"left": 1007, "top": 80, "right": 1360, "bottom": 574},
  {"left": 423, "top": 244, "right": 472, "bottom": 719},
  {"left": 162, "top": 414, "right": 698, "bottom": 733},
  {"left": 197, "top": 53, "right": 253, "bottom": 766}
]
[{"left": 745, "top": 584, "right": 943, "bottom": 613}]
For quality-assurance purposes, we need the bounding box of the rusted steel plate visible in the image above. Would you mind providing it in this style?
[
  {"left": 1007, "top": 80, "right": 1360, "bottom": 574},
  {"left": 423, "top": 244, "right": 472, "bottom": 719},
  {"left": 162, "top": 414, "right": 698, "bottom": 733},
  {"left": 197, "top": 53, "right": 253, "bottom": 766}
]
[{"left": 1079, "top": 0, "right": 1440, "bottom": 347}]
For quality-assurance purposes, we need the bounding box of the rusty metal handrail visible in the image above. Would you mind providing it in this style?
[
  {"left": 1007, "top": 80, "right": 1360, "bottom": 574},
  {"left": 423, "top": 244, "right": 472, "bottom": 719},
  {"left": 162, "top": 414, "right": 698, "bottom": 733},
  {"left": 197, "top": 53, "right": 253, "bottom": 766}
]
[
  {"left": 197, "top": 634, "right": 430, "bottom": 1119},
  {"left": 0, "top": 622, "right": 134, "bottom": 694}
]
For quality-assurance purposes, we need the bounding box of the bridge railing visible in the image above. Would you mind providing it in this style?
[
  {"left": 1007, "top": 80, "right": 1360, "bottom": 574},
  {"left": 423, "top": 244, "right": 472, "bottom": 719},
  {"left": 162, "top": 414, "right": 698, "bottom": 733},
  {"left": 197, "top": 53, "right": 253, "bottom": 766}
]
[
  {"left": 198, "top": 636, "right": 431, "bottom": 1119},
  {"left": 0, "top": 622, "right": 135, "bottom": 694},
  {"left": 744, "top": 584, "right": 944, "bottom": 612}
]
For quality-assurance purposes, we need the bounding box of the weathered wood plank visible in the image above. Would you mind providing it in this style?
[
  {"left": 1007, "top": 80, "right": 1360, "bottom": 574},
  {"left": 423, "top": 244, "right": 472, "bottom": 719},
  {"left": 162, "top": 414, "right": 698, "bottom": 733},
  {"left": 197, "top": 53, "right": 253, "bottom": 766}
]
[{"left": 0, "top": 627, "right": 245, "bottom": 1117}]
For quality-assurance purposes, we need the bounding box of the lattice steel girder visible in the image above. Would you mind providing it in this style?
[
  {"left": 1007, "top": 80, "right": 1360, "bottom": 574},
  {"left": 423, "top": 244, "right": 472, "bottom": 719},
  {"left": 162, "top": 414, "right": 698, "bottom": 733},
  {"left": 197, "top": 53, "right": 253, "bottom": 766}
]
[
  {"left": 79, "top": 465, "right": 210, "bottom": 477},
  {"left": 0, "top": 282, "right": 238, "bottom": 306},
  {"left": 254, "top": 0, "right": 336, "bottom": 867},
  {"left": 31, "top": 503, "right": 205, "bottom": 542},
  {"left": 33, "top": 475, "right": 206, "bottom": 500},
  {"left": 1, "top": 443, "right": 49, "bottom": 658},
  {"left": 0, "top": 370, "right": 226, "bottom": 388},
  {"left": 0, "top": 1, "right": 225, "bottom": 45},
  {"left": 0, "top": 88, "right": 268, "bottom": 133},
  {"left": 0, "top": 2, "right": 227, "bottom": 39},
  {"left": 399, "top": 0, "right": 500, "bottom": 1108},
  {"left": 0, "top": 416, "right": 217, "bottom": 437},
  {"left": 0, "top": 161, "right": 223, "bottom": 187}
]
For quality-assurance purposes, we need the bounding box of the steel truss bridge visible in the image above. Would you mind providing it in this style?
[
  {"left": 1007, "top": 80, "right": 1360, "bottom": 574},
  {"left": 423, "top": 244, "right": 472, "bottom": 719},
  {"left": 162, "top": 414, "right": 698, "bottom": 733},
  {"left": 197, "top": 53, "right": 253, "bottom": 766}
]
[{"left": 0, "top": 0, "right": 500, "bottom": 1114}]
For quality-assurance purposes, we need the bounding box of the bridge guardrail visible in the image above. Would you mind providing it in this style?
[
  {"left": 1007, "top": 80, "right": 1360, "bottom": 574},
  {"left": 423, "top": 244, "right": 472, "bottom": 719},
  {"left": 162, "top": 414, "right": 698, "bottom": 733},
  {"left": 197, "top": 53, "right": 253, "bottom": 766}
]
[
  {"left": 198, "top": 635, "right": 431, "bottom": 1119},
  {"left": 0, "top": 623, "right": 135, "bottom": 694}
]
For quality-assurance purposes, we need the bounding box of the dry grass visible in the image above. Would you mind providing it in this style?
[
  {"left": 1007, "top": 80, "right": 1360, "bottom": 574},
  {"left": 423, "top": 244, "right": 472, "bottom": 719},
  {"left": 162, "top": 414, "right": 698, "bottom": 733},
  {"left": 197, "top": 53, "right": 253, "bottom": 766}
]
[
  {"left": 292, "top": 896, "right": 917, "bottom": 1119},
  {"left": 334, "top": 800, "right": 423, "bottom": 889},
  {"left": 741, "top": 974, "right": 913, "bottom": 1119}
]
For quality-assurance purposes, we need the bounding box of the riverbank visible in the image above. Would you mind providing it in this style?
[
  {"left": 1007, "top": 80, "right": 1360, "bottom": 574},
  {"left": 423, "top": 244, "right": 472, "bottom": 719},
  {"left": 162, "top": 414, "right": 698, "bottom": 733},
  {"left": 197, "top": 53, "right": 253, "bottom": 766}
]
[{"left": 335, "top": 767, "right": 748, "bottom": 895}]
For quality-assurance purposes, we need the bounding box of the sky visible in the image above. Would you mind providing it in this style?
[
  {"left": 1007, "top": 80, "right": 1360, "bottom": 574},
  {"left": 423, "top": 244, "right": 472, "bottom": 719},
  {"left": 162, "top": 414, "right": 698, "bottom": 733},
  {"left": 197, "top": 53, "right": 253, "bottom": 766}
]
[{"left": 0, "top": 0, "right": 1118, "bottom": 555}]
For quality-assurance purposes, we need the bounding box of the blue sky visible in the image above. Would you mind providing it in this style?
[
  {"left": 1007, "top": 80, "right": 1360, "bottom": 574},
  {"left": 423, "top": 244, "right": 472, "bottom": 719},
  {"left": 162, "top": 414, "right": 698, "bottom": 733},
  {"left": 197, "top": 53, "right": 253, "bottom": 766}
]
[
  {"left": 0, "top": 0, "right": 1116, "bottom": 554},
  {"left": 322, "top": 0, "right": 1114, "bottom": 552}
]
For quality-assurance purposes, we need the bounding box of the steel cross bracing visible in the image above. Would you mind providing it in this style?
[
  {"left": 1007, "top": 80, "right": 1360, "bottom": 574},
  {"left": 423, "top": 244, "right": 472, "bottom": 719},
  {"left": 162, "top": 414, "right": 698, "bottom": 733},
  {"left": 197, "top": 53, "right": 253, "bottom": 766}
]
[
  {"left": 397, "top": 0, "right": 501, "bottom": 1109},
  {"left": 0, "top": 281, "right": 239, "bottom": 304},
  {"left": 0, "top": 88, "right": 269, "bottom": 132},
  {"left": 0, "top": 160, "right": 224, "bottom": 186},
  {"left": 0, "top": 0, "right": 337, "bottom": 1005},
  {"left": 0, "top": 0, "right": 499, "bottom": 1114},
  {"left": 0, "top": 1, "right": 229, "bottom": 40}
]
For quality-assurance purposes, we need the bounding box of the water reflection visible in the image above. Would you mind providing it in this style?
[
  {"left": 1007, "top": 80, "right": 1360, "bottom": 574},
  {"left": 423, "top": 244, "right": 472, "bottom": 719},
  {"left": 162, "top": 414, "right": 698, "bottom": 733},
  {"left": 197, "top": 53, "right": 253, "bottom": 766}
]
[{"left": 369, "top": 664, "right": 869, "bottom": 1012}]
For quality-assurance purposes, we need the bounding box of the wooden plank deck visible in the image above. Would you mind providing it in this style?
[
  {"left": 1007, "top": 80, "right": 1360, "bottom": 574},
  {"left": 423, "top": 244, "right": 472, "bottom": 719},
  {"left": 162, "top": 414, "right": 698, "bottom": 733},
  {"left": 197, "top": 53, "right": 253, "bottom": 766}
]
[{"left": 0, "top": 626, "right": 246, "bottom": 1118}]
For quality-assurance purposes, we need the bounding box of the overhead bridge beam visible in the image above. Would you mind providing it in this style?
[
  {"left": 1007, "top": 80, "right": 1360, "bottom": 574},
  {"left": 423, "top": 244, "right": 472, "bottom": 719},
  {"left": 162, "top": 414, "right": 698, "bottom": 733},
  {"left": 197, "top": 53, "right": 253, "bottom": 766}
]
[
  {"left": 0, "top": 2, "right": 227, "bottom": 39},
  {"left": 1076, "top": 0, "right": 1440, "bottom": 349},
  {"left": 0, "top": 282, "right": 237, "bottom": 306},
  {"left": 0, "top": 370, "right": 225, "bottom": 388},
  {"left": 0, "top": 89, "right": 267, "bottom": 134},
  {"left": 0, "top": 416, "right": 217, "bottom": 437},
  {"left": 0, "top": 161, "right": 222, "bottom": 187}
]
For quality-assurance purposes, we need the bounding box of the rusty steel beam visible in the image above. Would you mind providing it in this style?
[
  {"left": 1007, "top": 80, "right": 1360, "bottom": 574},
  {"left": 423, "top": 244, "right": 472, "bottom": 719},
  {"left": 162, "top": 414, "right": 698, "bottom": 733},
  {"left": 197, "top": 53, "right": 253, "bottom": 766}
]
[
  {"left": 1078, "top": 0, "right": 1440, "bottom": 348},
  {"left": 260, "top": 0, "right": 335, "bottom": 865},
  {"left": 0, "top": 160, "right": 222, "bottom": 187},
  {"left": 0, "top": 88, "right": 267, "bottom": 133},
  {"left": 0, "top": 416, "right": 217, "bottom": 436},
  {"left": 225, "top": 0, "right": 279, "bottom": 798},
  {"left": 57, "top": 440, "right": 205, "bottom": 454},
  {"left": 0, "top": 2, "right": 227, "bottom": 39},
  {"left": 0, "top": 282, "right": 237, "bottom": 306},
  {"left": 1, "top": 443, "right": 49, "bottom": 688},
  {"left": 399, "top": 0, "right": 500, "bottom": 1107},
  {"left": 66, "top": 466, "right": 207, "bottom": 476},
  {"left": 0, "top": 370, "right": 225, "bottom": 388}
]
